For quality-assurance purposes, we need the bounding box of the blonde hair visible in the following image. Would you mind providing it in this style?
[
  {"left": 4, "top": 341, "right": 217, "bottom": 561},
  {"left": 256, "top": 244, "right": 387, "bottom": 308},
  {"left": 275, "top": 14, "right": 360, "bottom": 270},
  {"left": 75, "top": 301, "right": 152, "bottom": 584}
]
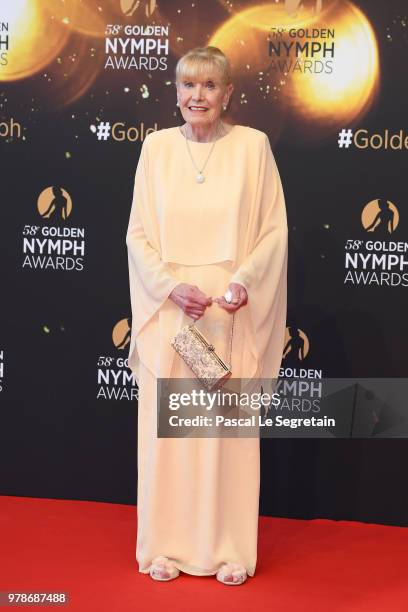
[{"left": 175, "top": 46, "right": 232, "bottom": 86}]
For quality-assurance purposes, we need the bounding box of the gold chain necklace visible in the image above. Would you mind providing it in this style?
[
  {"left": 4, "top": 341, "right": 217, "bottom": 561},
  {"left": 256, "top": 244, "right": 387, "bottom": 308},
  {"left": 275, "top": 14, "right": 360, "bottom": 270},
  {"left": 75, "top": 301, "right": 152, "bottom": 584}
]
[{"left": 183, "top": 120, "right": 224, "bottom": 183}]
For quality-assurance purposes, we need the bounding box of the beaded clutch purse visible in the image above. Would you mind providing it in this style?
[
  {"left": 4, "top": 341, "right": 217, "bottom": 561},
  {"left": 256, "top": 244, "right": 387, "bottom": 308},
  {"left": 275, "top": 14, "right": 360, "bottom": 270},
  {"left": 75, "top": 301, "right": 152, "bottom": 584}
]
[{"left": 171, "top": 315, "right": 235, "bottom": 391}]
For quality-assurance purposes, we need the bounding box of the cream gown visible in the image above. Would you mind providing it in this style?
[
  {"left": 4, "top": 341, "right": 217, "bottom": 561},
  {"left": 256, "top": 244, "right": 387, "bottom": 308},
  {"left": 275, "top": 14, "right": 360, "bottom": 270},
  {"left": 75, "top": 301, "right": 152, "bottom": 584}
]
[{"left": 126, "top": 124, "right": 288, "bottom": 577}]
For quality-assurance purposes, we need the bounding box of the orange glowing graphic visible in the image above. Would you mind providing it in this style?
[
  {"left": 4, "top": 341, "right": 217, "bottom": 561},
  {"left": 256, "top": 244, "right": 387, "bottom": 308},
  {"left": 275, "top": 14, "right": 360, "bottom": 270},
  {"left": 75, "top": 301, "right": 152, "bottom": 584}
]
[
  {"left": 0, "top": 0, "right": 69, "bottom": 81},
  {"left": 0, "top": 0, "right": 105, "bottom": 106},
  {"left": 291, "top": 3, "right": 379, "bottom": 123},
  {"left": 211, "top": 0, "right": 380, "bottom": 137}
]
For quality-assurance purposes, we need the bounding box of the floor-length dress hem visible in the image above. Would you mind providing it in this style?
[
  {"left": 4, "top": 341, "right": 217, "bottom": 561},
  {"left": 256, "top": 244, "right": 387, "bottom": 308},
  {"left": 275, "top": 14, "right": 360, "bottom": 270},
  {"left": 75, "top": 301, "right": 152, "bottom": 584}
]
[{"left": 138, "top": 562, "right": 255, "bottom": 577}]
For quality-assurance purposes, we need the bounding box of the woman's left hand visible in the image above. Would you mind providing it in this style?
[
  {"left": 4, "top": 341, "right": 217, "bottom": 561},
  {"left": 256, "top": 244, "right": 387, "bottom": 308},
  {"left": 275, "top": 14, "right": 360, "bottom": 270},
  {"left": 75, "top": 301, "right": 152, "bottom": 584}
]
[{"left": 213, "top": 282, "right": 248, "bottom": 313}]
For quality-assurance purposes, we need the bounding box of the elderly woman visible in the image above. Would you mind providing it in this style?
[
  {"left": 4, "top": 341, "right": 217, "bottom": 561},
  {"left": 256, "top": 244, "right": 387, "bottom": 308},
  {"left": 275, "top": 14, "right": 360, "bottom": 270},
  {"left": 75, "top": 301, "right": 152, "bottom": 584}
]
[{"left": 126, "top": 46, "right": 288, "bottom": 585}]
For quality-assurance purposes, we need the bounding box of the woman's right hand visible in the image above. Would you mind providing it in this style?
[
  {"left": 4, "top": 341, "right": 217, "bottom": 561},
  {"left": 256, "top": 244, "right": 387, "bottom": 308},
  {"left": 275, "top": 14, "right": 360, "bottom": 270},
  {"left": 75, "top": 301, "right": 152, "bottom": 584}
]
[{"left": 169, "top": 283, "right": 212, "bottom": 321}]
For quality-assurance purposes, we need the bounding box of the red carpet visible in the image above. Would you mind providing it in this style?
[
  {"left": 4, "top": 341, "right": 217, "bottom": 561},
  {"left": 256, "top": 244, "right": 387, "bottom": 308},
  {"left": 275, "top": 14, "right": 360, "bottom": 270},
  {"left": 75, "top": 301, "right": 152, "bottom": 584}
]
[{"left": 1, "top": 496, "right": 407, "bottom": 611}]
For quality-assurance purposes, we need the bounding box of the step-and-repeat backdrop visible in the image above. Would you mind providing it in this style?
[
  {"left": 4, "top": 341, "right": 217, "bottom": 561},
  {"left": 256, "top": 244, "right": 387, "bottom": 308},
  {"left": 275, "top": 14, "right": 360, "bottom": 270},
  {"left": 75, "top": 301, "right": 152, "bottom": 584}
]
[{"left": 1, "top": 0, "right": 407, "bottom": 524}]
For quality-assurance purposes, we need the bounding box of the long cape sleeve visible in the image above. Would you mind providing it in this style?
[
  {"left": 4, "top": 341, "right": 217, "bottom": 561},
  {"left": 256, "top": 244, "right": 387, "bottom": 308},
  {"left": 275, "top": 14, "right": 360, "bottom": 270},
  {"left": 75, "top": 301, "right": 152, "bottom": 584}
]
[
  {"left": 126, "top": 135, "right": 180, "bottom": 380},
  {"left": 229, "top": 133, "right": 288, "bottom": 381}
]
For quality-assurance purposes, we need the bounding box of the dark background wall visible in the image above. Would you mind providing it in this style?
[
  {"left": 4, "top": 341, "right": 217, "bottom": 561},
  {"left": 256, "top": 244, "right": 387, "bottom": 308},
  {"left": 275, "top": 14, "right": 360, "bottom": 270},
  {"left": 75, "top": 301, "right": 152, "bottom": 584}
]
[{"left": 0, "top": 0, "right": 407, "bottom": 525}]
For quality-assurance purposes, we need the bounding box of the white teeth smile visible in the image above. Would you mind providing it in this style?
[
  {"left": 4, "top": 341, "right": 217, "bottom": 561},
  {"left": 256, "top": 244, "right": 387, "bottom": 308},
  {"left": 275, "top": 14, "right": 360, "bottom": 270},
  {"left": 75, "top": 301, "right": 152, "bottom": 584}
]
[{"left": 189, "top": 107, "right": 208, "bottom": 111}]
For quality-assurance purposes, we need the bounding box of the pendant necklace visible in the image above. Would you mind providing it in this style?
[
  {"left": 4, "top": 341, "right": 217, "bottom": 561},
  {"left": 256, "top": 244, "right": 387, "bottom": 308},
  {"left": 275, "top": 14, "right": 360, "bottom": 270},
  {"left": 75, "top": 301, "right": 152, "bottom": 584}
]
[{"left": 183, "top": 120, "right": 224, "bottom": 184}]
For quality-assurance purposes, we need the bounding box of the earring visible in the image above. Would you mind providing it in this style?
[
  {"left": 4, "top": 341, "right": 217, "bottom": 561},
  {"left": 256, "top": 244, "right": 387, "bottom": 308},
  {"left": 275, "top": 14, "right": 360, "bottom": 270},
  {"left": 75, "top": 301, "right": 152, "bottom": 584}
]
[
  {"left": 223, "top": 103, "right": 227, "bottom": 111},
  {"left": 176, "top": 100, "right": 180, "bottom": 107}
]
